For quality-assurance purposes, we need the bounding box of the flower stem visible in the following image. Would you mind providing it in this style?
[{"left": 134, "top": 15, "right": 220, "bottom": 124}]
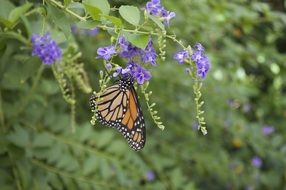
[{"left": 46, "top": 0, "right": 86, "bottom": 21}]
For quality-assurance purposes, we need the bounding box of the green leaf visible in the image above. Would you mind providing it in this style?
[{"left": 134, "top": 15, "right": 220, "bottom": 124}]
[
  {"left": 82, "top": 155, "right": 98, "bottom": 176},
  {"left": 0, "top": 0, "right": 14, "bottom": 27},
  {"left": 33, "top": 132, "right": 54, "bottom": 147},
  {"left": 47, "top": 4, "right": 71, "bottom": 38},
  {"left": 64, "top": 0, "right": 72, "bottom": 7},
  {"left": 0, "top": 18, "right": 12, "bottom": 27},
  {"left": 56, "top": 155, "right": 80, "bottom": 172},
  {"left": 106, "top": 140, "right": 127, "bottom": 155},
  {"left": 123, "top": 32, "right": 150, "bottom": 49},
  {"left": 119, "top": 5, "right": 140, "bottom": 26},
  {"left": 84, "top": 3, "right": 102, "bottom": 20},
  {"left": 67, "top": 2, "right": 85, "bottom": 15},
  {"left": 99, "top": 158, "right": 111, "bottom": 179},
  {"left": 8, "top": 3, "right": 32, "bottom": 25},
  {"left": 7, "top": 125, "right": 30, "bottom": 147},
  {"left": 102, "top": 15, "right": 122, "bottom": 27},
  {"left": 148, "top": 14, "right": 165, "bottom": 30},
  {"left": 68, "top": 2, "right": 84, "bottom": 9},
  {"left": 0, "top": 0, "right": 14, "bottom": 18},
  {"left": 96, "top": 131, "right": 115, "bottom": 148},
  {"left": 76, "top": 20, "right": 99, "bottom": 29},
  {"left": 83, "top": 0, "right": 110, "bottom": 16}
]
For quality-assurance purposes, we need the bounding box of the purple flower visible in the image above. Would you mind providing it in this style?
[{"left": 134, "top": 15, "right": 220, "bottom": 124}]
[
  {"left": 262, "top": 125, "right": 275, "bottom": 136},
  {"left": 71, "top": 25, "right": 78, "bottom": 34},
  {"left": 145, "top": 0, "right": 175, "bottom": 26},
  {"left": 140, "top": 40, "right": 157, "bottom": 66},
  {"left": 118, "top": 36, "right": 140, "bottom": 59},
  {"left": 118, "top": 36, "right": 158, "bottom": 66},
  {"left": 71, "top": 25, "right": 99, "bottom": 36},
  {"left": 97, "top": 45, "right": 117, "bottom": 60},
  {"left": 105, "top": 63, "right": 112, "bottom": 71},
  {"left": 174, "top": 50, "right": 189, "bottom": 64},
  {"left": 251, "top": 156, "right": 262, "bottom": 168},
  {"left": 145, "top": 170, "right": 155, "bottom": 181},
  {"left": 129, "top": 62, "right": 151, "bottom": 85},
  {"left": 196, "top": 57, "right": 210, "bottom": 79},
  {"left": 146, "top": 0, "right": 162, "bottom": 15},
  {"left": 192, "top": 122, "right": 199, "bottom": 130},
  {"left": 112, "top": 66, "right": 130, "bottom": 77},
  {"left": 191, "top": 43, "right": 211, "bottom": 79},
  {"left": 162, "top": 10, "right": 176, "bottom": 26},
  {"left": 191, "top": 50, "right": 205, "bottom": 63},
  {"left": 31, "top": 33, "right": 62, "bottom": 65},
  {"left": 84, "top": 28, "right": 99, "bottom": 36},
  {"left": 194, "top": 43, "right": 205, "bottom": 52}
]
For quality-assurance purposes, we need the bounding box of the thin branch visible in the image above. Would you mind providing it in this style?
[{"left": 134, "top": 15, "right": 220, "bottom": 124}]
[{"left": 46, "top": 0, "right": 186, "bottom": 49}]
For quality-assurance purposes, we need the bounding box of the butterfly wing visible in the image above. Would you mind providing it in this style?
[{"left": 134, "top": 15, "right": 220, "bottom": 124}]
[
  {"left": 118, "top": 86, "right": 146, "bottom": 151},
  {"left": 90, "top": 84, "right": 129, "bottom": 128}
]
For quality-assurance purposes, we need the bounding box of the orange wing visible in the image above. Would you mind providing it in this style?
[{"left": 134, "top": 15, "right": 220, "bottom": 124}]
[{"left": 117, "top": 87, "right": 146, "bottom": 151}]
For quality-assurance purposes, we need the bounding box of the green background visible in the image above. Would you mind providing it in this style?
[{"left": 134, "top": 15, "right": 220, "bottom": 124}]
[{"left": 1, "top": 0, "right": 286, "bottom": 189}]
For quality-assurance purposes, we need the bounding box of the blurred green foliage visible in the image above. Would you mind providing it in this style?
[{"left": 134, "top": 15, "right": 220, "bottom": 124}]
[{"left": 1, "top": 0, "right": 286, "bottom": 189}]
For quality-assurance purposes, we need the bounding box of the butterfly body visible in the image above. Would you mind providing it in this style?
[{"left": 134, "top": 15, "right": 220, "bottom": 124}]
[{"left": 90, "top": 77, "right": 146, "bottom": 151}]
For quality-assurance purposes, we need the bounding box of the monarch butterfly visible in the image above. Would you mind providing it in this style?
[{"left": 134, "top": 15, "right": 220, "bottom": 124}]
[{"left": 90, "top": 76, "right": 146, "bottom": 151}]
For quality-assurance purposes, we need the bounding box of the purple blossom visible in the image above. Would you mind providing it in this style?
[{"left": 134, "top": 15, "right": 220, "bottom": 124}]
[
  {"left": 129, "top": 62, "right": 151, "bottom": 85},
  {"left": 97, "top": 45, "right": 117, "bottom": 60},
  {"left": 191, "top": 43, "right": 211, "bottom": 79},
  {"left": 71, "top": 25, "right": 78, "bottom": 34},
  {"left": 161, "top": 10, "right": 176, "bottom": 26},
  {"left": 105, "top": 63, "right": 112, "bottom": 71},
  {"left": 146, "top": 0, "right": 162, "bottom": 15},
  {"left": 31, "top": 33, "right": 62, "bottom": 65},
  {"left": 174, "top": 50, "right": 189, "bottom": 64},
  {"left": 145, "top": 170, "right": 155, "bottom": 181},
  {"left": 71, "top": 25, "right": 99, "bottom": 36},
  {"left": 191, "top": 50, "right": 206, "bottom": 63},
  {"left": 194, "top": 43, "right": 205, "bottom": 51},
  {"left": 262, "top": 125, "right": 275, "bottom": 136},
  {"left": 140, "top": 40, "right": 157, "bottom": 66},
  {"left": 84, "top": 28, "right": 99, "bottom": 36},
  {"left": 196, "top": 56, "right": 210, "bottom": 78},
  {"left": 145, "top": 0, "right": 175, "bottom": 26},
  {"left": 251, "top": 156, "right": 262, "bottom": 168},
  {"left": 192, "top": 122, "right": 199, "bottom": 130},
  {"left": 111, "top": 62, "right": 151, "bottom": 85},
  {"left": 112, "top": 66, "right": 130, "bottom": 77},
  {"left": 118, "top": 36, "right": 157, "bottom": 66},
  {"left": 118, "top": 36, "right": 140, "bottom": 58}
]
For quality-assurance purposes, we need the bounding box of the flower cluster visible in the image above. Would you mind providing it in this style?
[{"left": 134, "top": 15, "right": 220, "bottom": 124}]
[
  {"left": 174, "top": 43, "right": 211, "bottom": 79},
  {"left": 191, "top": 43, "right": 210, "bottom": 79},
  {"left": 31, "top": 33, "right": 62, "bottom": 65},
  {"left": 145, "top": 0, "right": 176, "bottom": 25},
  {"left": 96, "top": 36, "right": 157, "bottom": 84}
]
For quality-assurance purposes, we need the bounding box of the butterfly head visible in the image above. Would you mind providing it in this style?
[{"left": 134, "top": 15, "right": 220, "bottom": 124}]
[{"left": 118, "top": 75, "right": 134, "bottom": 89}]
